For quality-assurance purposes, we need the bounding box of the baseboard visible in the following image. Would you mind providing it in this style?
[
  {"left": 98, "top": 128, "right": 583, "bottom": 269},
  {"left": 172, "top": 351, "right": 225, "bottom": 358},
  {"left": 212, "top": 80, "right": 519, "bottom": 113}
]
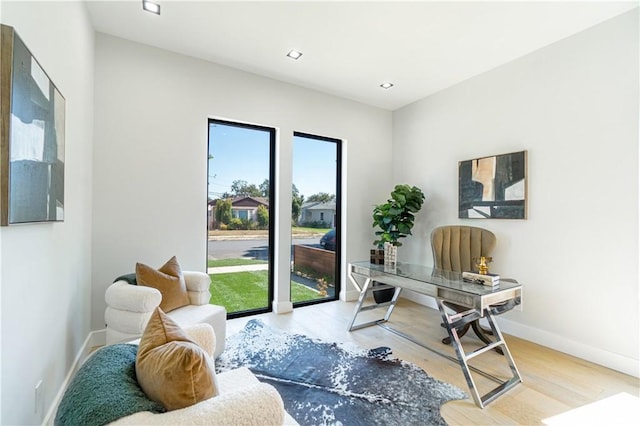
[
  {"left": 340, "top": 288, "right": 359, "bottom": 302},
  {"left": 401, "top": 290, "right": 439, "bottom": 310},
  {"left": 497, "top": 317, "right": 640, "bottom": 378},
  {"left": 401, "top": 293, "right": 639, "bottom": 378},
  {"left": 42, "top": 329, "right": 106, "bottom": 425},
  {"left": 273, "top": 300, "right": 293, "bottom": 314},
  {"left": 90, "top": 328, "right": 107, "bottom": 347}
]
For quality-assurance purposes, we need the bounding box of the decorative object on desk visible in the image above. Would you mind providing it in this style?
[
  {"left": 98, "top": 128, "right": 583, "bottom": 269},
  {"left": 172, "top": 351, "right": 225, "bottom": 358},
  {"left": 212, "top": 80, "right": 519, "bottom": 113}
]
[
  {"left": 369, "top": 249, "right": 384, "bottom": 265},
  {"left": 372, "top": 184, "right": 425, "bottom": 302},
  {"left": 462, "top": 271, "right": 500, "bottom": 286},
  {"left": 0, "top": 25, "right": 66, "bottom": 226},
  {"left": 217, "top": 319, "right": 466, "bottom": 426},
  {"left": 459, "top": 150, "right": 527, "bottom": 219},
  {"left": 474, "top": 255, "right": 493, "bottom": 275},
  {"left": 383, "top": 242, "right": 397, "bottom": 266}
]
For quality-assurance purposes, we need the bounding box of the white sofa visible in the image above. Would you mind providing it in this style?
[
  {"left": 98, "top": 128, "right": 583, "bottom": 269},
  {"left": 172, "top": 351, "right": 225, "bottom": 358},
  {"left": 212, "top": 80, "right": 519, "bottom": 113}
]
[
  {"left": 56, "top": 323, "right": 298, "bottom": 425},
  {"left": 112, "top": 366, "right": 296, "bottom": 425},
  {"left": 113, "top": 324, "right": 298, "bottom": 425},
  {"left": 105, "top": 271, "right": 227, "bottom": 357}
]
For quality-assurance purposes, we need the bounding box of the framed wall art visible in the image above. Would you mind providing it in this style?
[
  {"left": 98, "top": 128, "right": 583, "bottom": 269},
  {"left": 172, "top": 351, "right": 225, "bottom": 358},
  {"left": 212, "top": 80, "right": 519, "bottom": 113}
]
[
  {"left": 0, "top": 24, "right": 65, "bottom": 225},
  {"left": 458, "top": 150, "right": 527, "bottom": 219}
]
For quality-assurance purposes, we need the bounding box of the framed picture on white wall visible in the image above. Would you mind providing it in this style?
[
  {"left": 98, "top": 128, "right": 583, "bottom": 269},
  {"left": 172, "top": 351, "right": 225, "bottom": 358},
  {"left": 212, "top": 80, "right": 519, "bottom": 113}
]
[
  {"left": 458, "top": 150, "right": 527, "bottom": 219},
  {"left": 0, "top": 24, "right": 66, "bottom": 225}
]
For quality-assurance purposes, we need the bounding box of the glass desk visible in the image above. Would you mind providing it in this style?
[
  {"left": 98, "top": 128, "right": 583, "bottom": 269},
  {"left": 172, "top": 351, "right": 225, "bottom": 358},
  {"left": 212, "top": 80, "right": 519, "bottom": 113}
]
[{"left": 348, "top": 261, "right": 523, "bottom": 408}]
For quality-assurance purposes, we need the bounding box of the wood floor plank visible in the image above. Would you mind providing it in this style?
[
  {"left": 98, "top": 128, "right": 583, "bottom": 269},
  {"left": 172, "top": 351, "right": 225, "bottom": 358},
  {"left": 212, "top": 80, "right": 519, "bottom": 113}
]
[{"left": 226, "top": 299, "right": 639, "bottom": 425}]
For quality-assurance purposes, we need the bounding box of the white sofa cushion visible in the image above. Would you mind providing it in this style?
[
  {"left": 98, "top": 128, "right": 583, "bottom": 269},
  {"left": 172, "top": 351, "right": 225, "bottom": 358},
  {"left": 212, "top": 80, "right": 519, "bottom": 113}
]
[
  {"left": 106, "top": 282, "right": 162, "bottom": 313},
  {"left": 168, "top": 304, "right": 227, "bottom": 357},
  {"left": 105, "top": 307, "right": 154, "bottom": 336}
]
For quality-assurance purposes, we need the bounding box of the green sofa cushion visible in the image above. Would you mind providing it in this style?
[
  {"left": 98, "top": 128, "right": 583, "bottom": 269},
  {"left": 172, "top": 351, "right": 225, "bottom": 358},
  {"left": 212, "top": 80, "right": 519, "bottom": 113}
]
[{"left": 55, "top": 344, "right": 165, "bottom": 426}]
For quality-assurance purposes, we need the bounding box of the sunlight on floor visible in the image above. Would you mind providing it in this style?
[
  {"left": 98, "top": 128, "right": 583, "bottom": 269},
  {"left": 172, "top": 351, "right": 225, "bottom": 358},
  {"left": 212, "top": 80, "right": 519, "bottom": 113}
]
[{"left": 542, "top": 392, "right": 640, "bottom": 425}]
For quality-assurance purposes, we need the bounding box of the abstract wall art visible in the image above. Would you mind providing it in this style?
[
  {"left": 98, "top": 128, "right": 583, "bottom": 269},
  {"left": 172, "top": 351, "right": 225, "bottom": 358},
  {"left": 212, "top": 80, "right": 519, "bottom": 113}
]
[
  {"left": 0, "top": 24, "right": 65, "bottom": 225},
  {"left": 458, "top": 150, "right": 527, "bottom": 219}
]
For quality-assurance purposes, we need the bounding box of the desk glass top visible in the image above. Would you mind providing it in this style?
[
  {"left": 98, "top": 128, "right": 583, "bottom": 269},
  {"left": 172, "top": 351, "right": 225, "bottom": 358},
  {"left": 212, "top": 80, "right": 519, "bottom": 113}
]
[{"left": 350, "top": 261, "right": 521, "bottom": 297}]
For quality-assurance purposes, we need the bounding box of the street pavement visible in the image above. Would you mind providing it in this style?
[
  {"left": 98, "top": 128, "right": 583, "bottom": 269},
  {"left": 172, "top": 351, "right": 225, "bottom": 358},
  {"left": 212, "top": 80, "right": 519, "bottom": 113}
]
[{"left": 208, "top": 237, "right": 319, "bottom": 260}]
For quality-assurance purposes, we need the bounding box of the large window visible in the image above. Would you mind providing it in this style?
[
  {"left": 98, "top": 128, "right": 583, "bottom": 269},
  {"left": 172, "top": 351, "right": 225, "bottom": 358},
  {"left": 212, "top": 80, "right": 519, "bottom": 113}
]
[
  {"left": 290, "top": 132, "right": 342, "bottom": 307},
  {"left": 207, "top": 119, "right": 275, "bottom": 318}
]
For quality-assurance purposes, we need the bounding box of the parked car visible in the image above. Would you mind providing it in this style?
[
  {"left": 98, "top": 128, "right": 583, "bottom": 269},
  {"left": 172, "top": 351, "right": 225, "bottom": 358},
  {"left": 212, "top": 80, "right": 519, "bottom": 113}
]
[{"left": 320, "top": 229, "right": 336, "bottom": 251}]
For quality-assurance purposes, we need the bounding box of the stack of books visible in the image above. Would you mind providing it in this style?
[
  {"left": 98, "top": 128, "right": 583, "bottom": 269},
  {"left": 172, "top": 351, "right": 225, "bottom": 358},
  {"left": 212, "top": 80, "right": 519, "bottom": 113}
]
[{"left": 462, "top": 271, "right": 500, "bottom": 287}]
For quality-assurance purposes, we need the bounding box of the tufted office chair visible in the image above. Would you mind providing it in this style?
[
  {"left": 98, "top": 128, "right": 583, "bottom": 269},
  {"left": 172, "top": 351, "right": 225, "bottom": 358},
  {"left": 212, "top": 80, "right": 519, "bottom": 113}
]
[{"left": 431, "top": 225, "right": 497, "bottom": 345}]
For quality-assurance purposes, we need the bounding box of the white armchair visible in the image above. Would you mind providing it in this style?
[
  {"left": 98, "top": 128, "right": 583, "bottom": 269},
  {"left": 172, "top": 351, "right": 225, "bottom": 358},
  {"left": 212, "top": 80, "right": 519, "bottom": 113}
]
[{"left": 105, "top": 271, "right": 227, "bottom": 357}]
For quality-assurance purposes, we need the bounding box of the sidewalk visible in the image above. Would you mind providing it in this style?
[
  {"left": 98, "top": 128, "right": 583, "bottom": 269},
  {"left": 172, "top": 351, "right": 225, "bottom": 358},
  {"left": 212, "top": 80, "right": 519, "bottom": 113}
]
[{"left": 207, "top": 264, "right": 269, "bottom": 274}]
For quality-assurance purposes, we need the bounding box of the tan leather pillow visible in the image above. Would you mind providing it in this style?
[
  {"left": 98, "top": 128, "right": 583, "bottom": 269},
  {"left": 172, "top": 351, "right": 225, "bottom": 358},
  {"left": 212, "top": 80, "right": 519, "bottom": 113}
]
[
  {"left": 136, "top": 256, "right": 190, "bottom": 312},
  {"left": 136, "top": 307, "right": 219, "bottom": 411}
]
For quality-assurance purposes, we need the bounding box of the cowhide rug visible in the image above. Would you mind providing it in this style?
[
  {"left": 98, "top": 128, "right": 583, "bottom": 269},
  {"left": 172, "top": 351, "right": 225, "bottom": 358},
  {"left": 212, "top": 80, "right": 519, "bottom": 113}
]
[{"left": 216, "top": 319, "right": 467, "bottom": 425}]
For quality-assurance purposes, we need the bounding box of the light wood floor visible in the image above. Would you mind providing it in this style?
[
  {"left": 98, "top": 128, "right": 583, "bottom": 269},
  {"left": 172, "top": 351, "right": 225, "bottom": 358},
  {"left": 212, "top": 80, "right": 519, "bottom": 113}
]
[{"left": 227, "top": 298, "right": 639, "bottom": 425}]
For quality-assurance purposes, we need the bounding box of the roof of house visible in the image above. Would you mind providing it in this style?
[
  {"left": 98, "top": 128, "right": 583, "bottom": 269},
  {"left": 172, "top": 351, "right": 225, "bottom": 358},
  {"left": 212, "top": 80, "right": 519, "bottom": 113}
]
[
  {"left": 231, "top": 196, "right": 269, "bottom": 207},
  {"left": 301, "top": 201, "right": 336, "bottom": 211},
  {"left": 208, "top": 196, "right": 269, "bottom": 207}
]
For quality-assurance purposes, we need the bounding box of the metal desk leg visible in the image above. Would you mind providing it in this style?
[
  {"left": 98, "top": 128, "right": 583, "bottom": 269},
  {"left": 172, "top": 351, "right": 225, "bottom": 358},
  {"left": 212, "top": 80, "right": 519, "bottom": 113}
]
[
  {"left": 347, "top": 276, "right": 402, "bottom": 331},
  {"left": 347, "top": 277, "right": 372, "bottom": 331},
  {"left": 485, "top": 310, "right": 522, "bottom": 385},
  {"left": 437, "top": 299, "right": 522, "bottom": 408}
]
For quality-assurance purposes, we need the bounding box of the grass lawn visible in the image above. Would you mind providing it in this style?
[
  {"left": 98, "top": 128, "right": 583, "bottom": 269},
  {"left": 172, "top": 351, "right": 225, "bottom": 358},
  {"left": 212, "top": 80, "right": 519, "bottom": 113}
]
[
  {"left": 209, "top": 271, "right": 325, "bottom": 313},
  {"left": 291, "top": 226, "right": 331, "bottom": 235}
]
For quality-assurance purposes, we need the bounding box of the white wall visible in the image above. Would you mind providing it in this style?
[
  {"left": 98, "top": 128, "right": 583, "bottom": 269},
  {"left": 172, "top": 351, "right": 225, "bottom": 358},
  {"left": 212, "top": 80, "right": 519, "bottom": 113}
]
[
  {"left": 0, "top": 1, "right": 94, "bottom": 424},
  {"left": 91, "top": 34, "right": 392, "bottom": 329},
  {"left": 0, "top": 1, "right": 3, "bottom": 418},
  {"left": 0, "top": 6, "right": 632, "bottom": 423},
  {"left": 393, "top": 10, "right": 639, "bottom": 376}
]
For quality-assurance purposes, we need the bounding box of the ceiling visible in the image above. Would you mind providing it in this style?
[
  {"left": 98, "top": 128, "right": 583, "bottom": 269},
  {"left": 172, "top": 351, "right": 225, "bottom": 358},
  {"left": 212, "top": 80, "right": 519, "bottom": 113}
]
[{"left": 86, "top": 1, "right": 638, "bottom": 111}]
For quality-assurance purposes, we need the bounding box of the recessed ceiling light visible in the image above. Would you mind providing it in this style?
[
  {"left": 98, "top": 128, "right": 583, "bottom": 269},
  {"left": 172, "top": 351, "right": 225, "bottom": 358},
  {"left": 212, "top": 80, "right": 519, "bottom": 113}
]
[
  {"left": 380, "top": 82, "right": 394, "bottom": 89},
  {"left": 287, "top": 50, "right": 303, "bottom": 60},
  {"left": 142, "top": 0, "right": 161, "bottom": 15}
]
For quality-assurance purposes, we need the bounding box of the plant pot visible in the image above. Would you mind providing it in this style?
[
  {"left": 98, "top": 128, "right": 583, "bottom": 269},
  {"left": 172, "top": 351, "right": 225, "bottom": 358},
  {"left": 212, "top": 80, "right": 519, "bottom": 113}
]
[
  {"left": 372, "top": 281, "right": 395, "bottom": 304},
  {"left": 383, "top": 243, "right": 397, "bottom": 266}
]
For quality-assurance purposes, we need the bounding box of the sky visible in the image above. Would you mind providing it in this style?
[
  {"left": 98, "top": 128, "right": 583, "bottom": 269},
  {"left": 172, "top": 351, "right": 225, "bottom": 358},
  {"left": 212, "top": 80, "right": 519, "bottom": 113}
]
[{"left": 208, "top": 122, "right": 337, "bottom": 200}]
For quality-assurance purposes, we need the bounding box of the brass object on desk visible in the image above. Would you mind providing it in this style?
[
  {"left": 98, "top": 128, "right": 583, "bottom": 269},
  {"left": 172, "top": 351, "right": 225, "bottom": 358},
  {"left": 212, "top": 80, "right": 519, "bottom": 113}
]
[{"left": 474, "top": 256, "right": 493, "bottom": 275}]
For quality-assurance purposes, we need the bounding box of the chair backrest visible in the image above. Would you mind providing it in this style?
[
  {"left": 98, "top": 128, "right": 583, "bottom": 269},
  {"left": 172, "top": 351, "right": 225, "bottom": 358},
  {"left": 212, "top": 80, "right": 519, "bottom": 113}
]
[{"left": 431, "top": 225, "right": 496, "bottom": 273}]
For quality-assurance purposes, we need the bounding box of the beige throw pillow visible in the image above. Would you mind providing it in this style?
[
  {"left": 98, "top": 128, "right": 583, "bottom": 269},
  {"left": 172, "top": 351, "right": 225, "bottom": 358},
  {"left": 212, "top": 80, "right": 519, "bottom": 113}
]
[
  {"left": 135, "top": 307, "right": 219, "bottom": 411},
  {"left": 136, "top": 256, "right": 190, "bottom": 313}
]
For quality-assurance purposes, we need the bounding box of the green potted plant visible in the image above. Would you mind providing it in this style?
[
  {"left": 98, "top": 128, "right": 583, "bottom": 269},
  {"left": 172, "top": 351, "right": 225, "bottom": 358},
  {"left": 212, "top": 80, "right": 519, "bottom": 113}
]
[{"left": 371, "top": 184, "right": 425, "bottom": 302}]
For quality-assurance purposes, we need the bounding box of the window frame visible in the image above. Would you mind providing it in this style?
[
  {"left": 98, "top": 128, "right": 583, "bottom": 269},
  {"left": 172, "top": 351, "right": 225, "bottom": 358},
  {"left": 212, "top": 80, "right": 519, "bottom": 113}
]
[
  {"left": 292, "top": 131, "right": 342, "bottom": 308},
  {"left": 207, "top": 118, "right": 276, "bottom": 318}
]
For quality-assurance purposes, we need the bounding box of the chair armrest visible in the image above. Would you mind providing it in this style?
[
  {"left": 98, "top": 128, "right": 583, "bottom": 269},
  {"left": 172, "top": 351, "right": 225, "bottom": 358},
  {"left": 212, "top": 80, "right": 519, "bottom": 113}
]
[
  {"left": 184, "top": 271, "right": 210, "bottom": 292},
  {"left": 111, "top": 383, "right": 285, "bottom": 425},
  {"left": 183, "top": 271, "right": 211, "bottom": 306},
  {"left": 105, "top": 282, "right": 161, "bottom": 313},
  {"left": 183, "top": 324, "right": 216, "bottom": 358}
]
